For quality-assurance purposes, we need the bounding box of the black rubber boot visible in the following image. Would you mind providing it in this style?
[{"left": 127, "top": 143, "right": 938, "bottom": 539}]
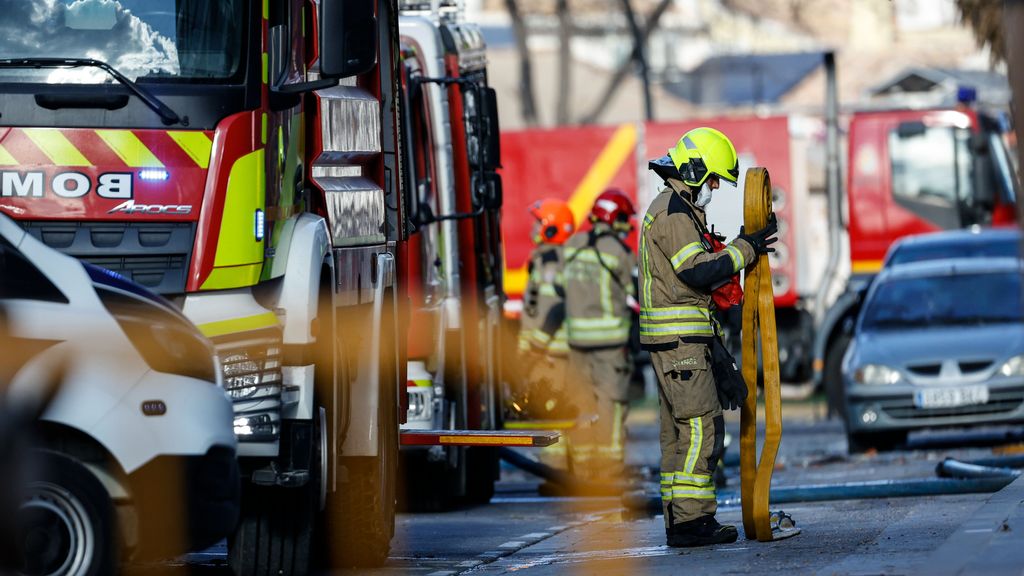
[{"left": 666, "top": 515, "right": 738, "bottom": 548}]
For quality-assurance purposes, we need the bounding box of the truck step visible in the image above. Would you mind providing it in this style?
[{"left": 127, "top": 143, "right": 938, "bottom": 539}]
[{"left": 399, "top": 429, "right": 560, "bottom": 447}]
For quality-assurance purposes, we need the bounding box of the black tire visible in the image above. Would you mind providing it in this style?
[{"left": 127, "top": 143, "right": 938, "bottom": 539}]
[
  {"left": 462, "top": 447, "right": 497, "bottom": 506},
  {"left": 847, "top": 431, "right": 908, "bottom": 454},
  {"left": 320, "top": 297, "right": 398, "bottom": 567},
  {"left": 18, "top": 450, "right": 118, "bottom": 576},
  {"left": 228, "top": 482, "right": 314, "bottom": 576},
  {"left": 824, "top": 334, "right": 852, "bottom": 420}
]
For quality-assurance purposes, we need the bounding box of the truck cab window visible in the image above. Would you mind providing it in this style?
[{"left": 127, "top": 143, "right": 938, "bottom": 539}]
[{"left": 888, "top": 124, "right": 973, "bottom": 229}]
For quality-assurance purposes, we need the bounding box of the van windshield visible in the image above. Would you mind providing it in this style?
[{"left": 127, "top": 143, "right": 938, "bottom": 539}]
[{"left": 0, "top": 0, "right": 245, "bottom": 83}]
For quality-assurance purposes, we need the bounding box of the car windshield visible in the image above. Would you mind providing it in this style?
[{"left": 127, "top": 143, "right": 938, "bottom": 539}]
[
  {"left": 862, "top": 271, "right": 1023, "bottom": 330},
  {"left": 0, "top": 0, "right": 245, "bottom": 83},
  {"left": 888, "top": 240, "right": 1020, "bottom": 265}
]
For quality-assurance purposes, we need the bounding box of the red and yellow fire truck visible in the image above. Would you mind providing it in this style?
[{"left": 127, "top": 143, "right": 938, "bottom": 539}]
[{"left": 0, "top": 0, "right": 529, "bottom": 573}]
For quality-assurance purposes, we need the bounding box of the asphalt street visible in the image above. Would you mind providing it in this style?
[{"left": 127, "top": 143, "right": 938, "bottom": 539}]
[{"left": 144, "top": 399, "right": 1024, "bottom": 575}]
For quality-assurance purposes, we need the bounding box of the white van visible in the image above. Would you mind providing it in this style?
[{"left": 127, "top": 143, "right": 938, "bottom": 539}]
[{"left": 0, "top": 214, "right": 238, "bottom": 575}]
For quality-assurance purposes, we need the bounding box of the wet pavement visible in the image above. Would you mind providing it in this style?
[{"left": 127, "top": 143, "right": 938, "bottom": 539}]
[{"left": 144, "top": 398, "right": 1024, "bottom": 575}]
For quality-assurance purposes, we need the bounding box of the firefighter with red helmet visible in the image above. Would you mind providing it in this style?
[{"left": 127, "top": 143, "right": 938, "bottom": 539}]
[
  {"left": 563, "top": 189, "right": 638, "bottom": 480},
  {"left": 516, "top": 199, "right": 576, "bottom": 423},
  {"left": 642, "top": 127, "right": 777, "bottom": 547}
]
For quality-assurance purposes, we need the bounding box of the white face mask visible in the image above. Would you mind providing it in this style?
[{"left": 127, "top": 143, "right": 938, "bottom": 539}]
[{"left": 694, "top": 186, "right": 713, "bottom": 208}]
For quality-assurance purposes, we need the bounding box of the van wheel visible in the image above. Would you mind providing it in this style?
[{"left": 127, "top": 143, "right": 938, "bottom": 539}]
[
  {"left": 228, "top": 482, "right": 314, "bottom": 576},
  {"left": 18, "top": 451, "right": 118, "bottom": 576}
]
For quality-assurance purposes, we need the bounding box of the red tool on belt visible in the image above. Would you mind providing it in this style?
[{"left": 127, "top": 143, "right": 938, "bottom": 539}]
[{"left": 705, "top": 231, "right": 744, "bottom": 310}]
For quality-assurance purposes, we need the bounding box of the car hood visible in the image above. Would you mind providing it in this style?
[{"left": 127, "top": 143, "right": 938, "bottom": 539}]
[{"left": 854, "top": 324, "right": 1024, "bottom": 368}]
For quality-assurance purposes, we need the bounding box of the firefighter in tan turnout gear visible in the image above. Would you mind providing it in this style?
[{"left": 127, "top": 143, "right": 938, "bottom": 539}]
[
  {"left": 563, "top": 189, "right": 638, "bottom": 481},
  {"left": 641, "top": 128, "right": 778, "bottom": 547},
  {"left": 516, "top": 199, "right": 576, "bottom": 427}
]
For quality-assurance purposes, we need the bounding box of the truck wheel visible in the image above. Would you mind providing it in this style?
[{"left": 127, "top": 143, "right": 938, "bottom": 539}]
[
  {"left": 322, "top": 350, "right": 397, "bottom": 567},
  {"left": 847, "top": 431, "right": 907, "bottom": 454},
  {"left": 824, "top": 334, "right": 851, "bottom": 419},
  {"left": 228, "top": 482, "right": 314, "bottom": 576},
  {"left": 17, "top": 451, "right": 118, "bottom": 576},
  {"left": 463, "top": 447, "right": 497, "bottom": 506}
]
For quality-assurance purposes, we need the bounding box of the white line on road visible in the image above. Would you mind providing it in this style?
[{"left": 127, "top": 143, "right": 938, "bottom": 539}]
[
  {"left": 520, "top": 532, "right": 551, "bottom": 539},
  {"left": 456, "top": 560, "right": 483, "bottom": 568},
  {"left": 965, "top": 528, "right": 994, "bottom": 533},
  {"left": 499, "top": 541, "right": 526, "bottom": 549}
]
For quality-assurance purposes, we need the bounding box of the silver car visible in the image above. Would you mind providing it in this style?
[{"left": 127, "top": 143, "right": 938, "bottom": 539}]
[{"left": 843, "top": 257, "right": 1024, "bottom": 453}]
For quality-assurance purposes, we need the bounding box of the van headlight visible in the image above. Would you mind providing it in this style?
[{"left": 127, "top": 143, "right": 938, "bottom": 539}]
[
  {"left": 853, "top": 364, "right": 901, "bottom": 385},
  {"left": 999, "top": 355, "right": 1024, "bottom": 377}
]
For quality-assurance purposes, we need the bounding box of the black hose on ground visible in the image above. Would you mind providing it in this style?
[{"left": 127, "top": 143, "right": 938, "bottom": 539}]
[
  {"left": 623, "top": 459, "right": 1020, "bottom": 515},
  {"left": 497, "top": 447, "right": 631, "bottom": 496},
  {"left": 936, "top": 458, "right": 1023, "bottom": 479},
  {"left": 962, "top": 454, "right": 1024, "bottom": 469}
]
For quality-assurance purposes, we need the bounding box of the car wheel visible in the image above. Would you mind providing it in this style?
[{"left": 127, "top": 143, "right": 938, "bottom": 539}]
[
  {"left": 825, "top": 334, "right": 851, "bottom": 420},
  {"left": 18, "top": 451, "right": 118, "bottom": 576}
]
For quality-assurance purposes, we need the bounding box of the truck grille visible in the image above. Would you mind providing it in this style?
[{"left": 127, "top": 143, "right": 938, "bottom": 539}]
[
  {"left": 212, "top": 327, "right": 284, "bottom": 442},
  {"left": 19, "top": 221, "right": 195, "bottom": 294}
]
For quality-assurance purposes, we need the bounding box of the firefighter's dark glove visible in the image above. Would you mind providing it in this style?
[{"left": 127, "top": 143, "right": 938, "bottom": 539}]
[
  {"left": 710, "top": 338, "right": 747, "bottom": 411},
  {"left": 737, "top": 213, "right": 779, "bottom": 254}
]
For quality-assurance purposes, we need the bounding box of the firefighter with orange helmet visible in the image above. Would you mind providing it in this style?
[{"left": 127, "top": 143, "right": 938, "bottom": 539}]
[
  {"left": 516, "top": 199, "right": 576, "bottom": 423},
  {"left": 562, "top": 189, "right": 638, "bottom": 480}
]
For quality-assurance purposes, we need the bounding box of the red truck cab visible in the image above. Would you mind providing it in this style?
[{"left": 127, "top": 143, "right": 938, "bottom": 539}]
[{"left": 846, "top": 106, "right": 1017, "bottom": 277}]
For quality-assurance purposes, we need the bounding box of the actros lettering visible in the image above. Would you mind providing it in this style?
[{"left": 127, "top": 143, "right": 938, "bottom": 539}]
[
  {"left": 0, "top": 171, "right": 133, "bottom": 199},
  {"left": 108, "top": 200, "right": 192, "bottom": 215}
]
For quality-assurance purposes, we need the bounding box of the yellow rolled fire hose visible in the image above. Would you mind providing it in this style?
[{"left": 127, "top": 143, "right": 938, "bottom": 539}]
[{"left": 739, "top": 167, "right": 795, "bottom": 542}]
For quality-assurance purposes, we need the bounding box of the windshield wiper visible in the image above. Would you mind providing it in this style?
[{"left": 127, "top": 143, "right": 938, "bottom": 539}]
[{"left": 0, "top": 57, "right": 183, "bottom": 126}]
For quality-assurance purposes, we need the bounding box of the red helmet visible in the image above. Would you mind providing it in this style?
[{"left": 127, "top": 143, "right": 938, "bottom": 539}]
[
  {"left": 590, "top": 188, "right": 635, "bottom": 227},
  {"left": 529, "top": 198, "right": 575, "bottom": 245}
]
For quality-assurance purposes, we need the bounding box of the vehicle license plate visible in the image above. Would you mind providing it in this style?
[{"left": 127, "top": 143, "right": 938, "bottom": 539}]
[{"left": 914, "top": 386, "right": 989, "bottom": 409}]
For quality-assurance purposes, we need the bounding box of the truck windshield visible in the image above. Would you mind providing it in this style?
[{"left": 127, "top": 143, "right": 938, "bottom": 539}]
[
  {"left": 0, "top": 0, "right": 245, "bottom": 83},
  {"left": 862, "top": 270, "right": 1023, "bottom": 331}
]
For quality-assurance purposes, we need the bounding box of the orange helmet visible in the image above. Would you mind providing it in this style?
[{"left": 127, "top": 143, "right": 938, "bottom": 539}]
[{"left": 529, "top": 199, "right": 575, "bottom": 245}]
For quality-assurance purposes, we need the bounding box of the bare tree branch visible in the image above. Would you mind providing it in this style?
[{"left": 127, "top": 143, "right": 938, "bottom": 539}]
[
  {"left": 580, "top": 0, "right": 672, "bottom": 125},
  {"left": 619, "top": 0, "right": 653, "bottom": 121},
  {"left": 556, "top": 0, "right": 571, "bottom": 125},
  {"left": 504, "top": 0, "right": 539, "bottom": 126}
]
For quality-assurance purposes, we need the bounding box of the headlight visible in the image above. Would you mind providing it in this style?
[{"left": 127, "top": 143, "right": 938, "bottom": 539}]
[
  {"left": 853, "top": 364, "right": 901, "bottom": 385},
  {"left": 96, "top": 287, "right": 219, "bottom": 383},
  {"left": 999, "top": 355, "right": 1024, "bottom": 377}
]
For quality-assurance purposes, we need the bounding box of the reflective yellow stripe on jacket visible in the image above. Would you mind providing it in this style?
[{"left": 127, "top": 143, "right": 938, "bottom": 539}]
[{"left": 639, "top": 305, "right": 714, "bottom": 338}]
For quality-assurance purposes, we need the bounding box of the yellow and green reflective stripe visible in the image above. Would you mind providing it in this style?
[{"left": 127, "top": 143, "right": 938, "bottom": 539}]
[
  {"left": 538, "top": 284, "right": 559, "bottom": 297},
  {"left": 564, "top": 247, "right": 621, "bottom": 267},
  {"left": 726, "top": 244, "right": 745, "bottom": 272},
  {"left": 640, "top": 232, "right": 652, "bottom": 309},
  {"left": 196, "top": 310, "right": 279, "bottom": 338},
  {"left": 671, "top": 242, "right": 704, "bottom": 271},
  {"left": 96, "top": 130, "right": 163, "bottom": 168},
  {"left": 24, "top": 128, "right": 91, "bottom": 166},
  {"left": 670, "top": 488, "right": 717, "bottom": 499},
  {"left": 638, "top": 323, "right": 715, "bottom": 337},
  {"left": 643, "top": 212, "right": 655, "bottom": 229},
  {"left": 684, "top": 417, "right": 702, "bottom": 474},
  {"left": 568, "top": 316, "right": 627, "bottom": 329},
  {"left": 640, "top": 306, "right": 710, "bottom": 320},
  {"left": 673, "top": 472, "right": 712, "bottom": 485}
]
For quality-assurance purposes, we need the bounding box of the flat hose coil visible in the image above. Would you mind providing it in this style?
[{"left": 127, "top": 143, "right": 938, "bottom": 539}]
[{"left": 739, "top": 167, "right": 792, "bottom": 542}]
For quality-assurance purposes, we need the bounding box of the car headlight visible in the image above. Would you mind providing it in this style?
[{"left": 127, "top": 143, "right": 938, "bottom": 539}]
[
  {"left": 999, "top": 355, "right": 1024, "bottom": 377},
  {"left": 853, "top": 364, "right": 901, "bottom": 385}
]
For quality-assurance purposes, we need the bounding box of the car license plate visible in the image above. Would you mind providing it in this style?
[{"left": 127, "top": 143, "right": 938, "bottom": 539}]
[{"left": 914, "top": 386, "right": 989, "bottom": 409}]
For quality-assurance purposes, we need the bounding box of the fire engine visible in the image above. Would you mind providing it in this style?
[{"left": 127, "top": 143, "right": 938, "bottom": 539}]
[{"left": 0, "top": 0, "right": 538, "bottom": 573}]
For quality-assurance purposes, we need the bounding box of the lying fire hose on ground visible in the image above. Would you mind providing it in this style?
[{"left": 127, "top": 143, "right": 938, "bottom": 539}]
[{"left": 739, "top": 167, "right": 798, "bottom": 541}]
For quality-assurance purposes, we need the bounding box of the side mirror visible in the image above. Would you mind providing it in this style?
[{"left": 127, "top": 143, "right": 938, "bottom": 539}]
[
  {"left": 895, "top": 121, "right": 927, "bottom": 139},
  {"left": 320, "top": 0, "right": 378, "bottom": 79},
  {"left": 482, "top": 88, "right": 501, "bottom": 171}
]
